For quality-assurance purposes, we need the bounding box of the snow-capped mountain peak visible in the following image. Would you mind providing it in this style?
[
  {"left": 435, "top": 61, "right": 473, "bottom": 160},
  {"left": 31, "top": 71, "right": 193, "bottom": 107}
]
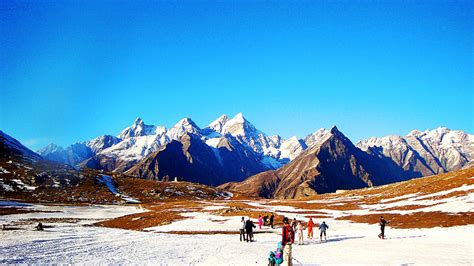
[
  {"left": 37, "top": 143, "right": 64, "bottom": 154},
  {"left": 357, "top": 127, "right": 473, "bottom": 174},
  {"left": 133, "top": 117, "right": 143, "bottom": 125},
  {"left": 233, "top": 112, "right": 245, "bottom": 123},
  {"left": 221, "top": 113, "right": 260, "bottom": 137},
  {"left": 304, "top": 128, "right": 331, "bottom": 148},
  {"left": 207, "top": 114, "right": 229, "bottom": 133},
  {"left": 166, "top": 117, "right": 201, "bottom": 140},
  {"left": 85, "top": 135, "right": 121, "bottom": 153},
  {"left": 118, "top": 118, "right": 158, "bottom": 139}
]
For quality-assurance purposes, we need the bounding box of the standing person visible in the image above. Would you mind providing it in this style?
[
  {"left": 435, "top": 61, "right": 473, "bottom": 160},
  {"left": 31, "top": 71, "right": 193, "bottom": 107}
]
[
  {"left": 270, "top": 214, "right": 275, "bottom": 229},
  {"left": 239, "top": 217, "right": 246, "bottom": 242},
  {"left": 319, "top": 221, "right": 329, "bottom": 242},
  {"left": 258, "top": 215, "right": 263, "bottom": 230},
  {"left": 378, "top": 216, "right": 389, "bottom": 239},
  {"left": 291, "top": 218, "right": 297, "bottom": 232},
  {"left": 281, "top": 217, "right": 294, "bottom": 266},
  {"left": 245, "top": 218, "right": 256, "bottom": 242},
  {"left": 307, "top": 218, "right": 314, "bottom": 239},
  {"left": 297, "top": 221, "right": 304, "bottom": 245}
]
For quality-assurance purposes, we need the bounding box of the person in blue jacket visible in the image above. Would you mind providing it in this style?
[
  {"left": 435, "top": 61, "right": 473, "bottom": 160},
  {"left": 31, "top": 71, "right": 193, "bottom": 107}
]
[{"left": 319, "top": 221, "right": 329, "bottom": 242}]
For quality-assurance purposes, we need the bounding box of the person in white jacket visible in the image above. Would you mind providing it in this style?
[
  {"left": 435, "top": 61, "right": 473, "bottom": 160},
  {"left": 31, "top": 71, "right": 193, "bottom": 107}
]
[
  {"left": 297, "top": 221, "right": 304, "bottom": 245},
  {"left": 239, "top": 217, "right": 246, "bottom": 242}
]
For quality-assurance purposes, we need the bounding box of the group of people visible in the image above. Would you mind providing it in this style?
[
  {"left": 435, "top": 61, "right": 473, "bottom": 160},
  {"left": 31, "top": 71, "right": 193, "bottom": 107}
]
[
  {"left": 288, "top": 217, "right": 329, "bottom": 245},
  {"left": 259, "top": 214, "right": 275, "bottom": 229},
  {"left": 240, "top": 214, "right": 275, "bottom": 242},
  {"left": 269, "top": 216, "right": 389, "bottom": 266},
  {"left": 276, "top": 217, "right": 323, "bottom": 266},
  {"left": 268, "top": 217, "right": 330, "bottom": 266}
]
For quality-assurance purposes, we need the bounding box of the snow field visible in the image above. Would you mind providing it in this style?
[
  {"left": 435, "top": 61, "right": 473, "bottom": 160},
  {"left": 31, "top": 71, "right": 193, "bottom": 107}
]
[{"left": 0, "top": 200, "right": 473, "bottom": 265}]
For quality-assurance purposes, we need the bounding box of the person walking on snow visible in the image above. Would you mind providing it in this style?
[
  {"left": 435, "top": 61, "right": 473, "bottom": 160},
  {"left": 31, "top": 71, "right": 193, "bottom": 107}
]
[
  {"left": 378, "top": 216, "right": 389, "bottom": 239},
  {"left": 245, "top": 218, "right": 256, "bottom": 242},
  {"left": 239, "top": 217, "right": 246, "bottom": 242},
  {"left": 258, "top": 215, "right": 263, "bottom": 230},
  {"left": 281, "top": 217, "right": 295, "bottom": 266},
  {"left": 270, "top": 214, "right": 275, "bottom": 229},
  {"left": 297, "top": 221, "right": 304, "bottom": 245},
  {"left": 319, "top": 221, "right": 329, "bottom": 242},
  {"left": 307, "top": 217, "right": 314, "bottom": 239}
]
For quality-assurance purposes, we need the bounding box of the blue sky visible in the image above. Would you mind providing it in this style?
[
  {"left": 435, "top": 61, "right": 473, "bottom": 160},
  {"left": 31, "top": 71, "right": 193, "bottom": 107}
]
[{"left": 1, "top": 0, "right": 473, "bottom": 150}]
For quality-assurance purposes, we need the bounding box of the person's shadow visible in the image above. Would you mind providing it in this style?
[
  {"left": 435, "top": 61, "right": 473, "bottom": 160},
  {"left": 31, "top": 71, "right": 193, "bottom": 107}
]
[
  {"left": 324, "top": 235, "right": 364, "bottom": 243},
  {"left": 304, "top": 235, "right": 364, "bottom": 245},
  {"left": 386, "top": 235, "right": 425, "bottom": 240}
]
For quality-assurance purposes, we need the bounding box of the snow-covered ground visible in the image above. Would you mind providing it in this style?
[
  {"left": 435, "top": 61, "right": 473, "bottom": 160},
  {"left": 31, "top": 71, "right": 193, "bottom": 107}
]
[{"left": 0, "top": 200, "right": 472, "bottom": 265}]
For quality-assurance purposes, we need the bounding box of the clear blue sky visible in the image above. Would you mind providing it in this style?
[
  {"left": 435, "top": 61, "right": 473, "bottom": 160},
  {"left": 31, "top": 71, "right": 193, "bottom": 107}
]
[{"left": 1, "top": 0, "right": 473, "bottom": 150}]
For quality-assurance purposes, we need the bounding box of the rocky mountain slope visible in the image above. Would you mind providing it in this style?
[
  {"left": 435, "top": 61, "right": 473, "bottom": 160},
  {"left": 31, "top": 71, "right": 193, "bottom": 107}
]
[
  {"left": 124, "top": 132, "right": 270, "bottom": 186},
  {"left": 220, "top": 127, "right": 408, "bottom": 199},
  {"left": 0, "top": 130, "right": 86, "bottom": 197},
  {"left": 357, "top": 127, "right": 473, "bottom": 175},
  {"left": 0, "top": 131, "right": 234, "bottom": 204}
]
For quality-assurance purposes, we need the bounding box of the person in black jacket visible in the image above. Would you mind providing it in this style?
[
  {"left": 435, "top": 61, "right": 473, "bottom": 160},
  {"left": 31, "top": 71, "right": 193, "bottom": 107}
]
[
  {"left": 269, "top": 214, "right": 275, "bottom": 229},
  {"left": 245, "top": 218, "right": 256, "bottom": 242},
  {"left": 378, "top": 216, "right": 389, "bottom": 239}
]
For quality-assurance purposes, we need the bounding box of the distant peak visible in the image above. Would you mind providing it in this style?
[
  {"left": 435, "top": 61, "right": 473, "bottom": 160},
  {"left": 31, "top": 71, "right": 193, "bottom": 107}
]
[
  {"left": 38, "top": 143, "right": 64, "bottom": 153},
  {"left": 209, "top": 114, "right": 229, "bottom": 125},
  {"left": 407, "top": 129, "right": 422, "bottom": 136},
  {"left": 177, "top": 117, "right": 194, "bottom": 124},
  {"left": 174, "top": 117, "right": 199, "bottom": 130},
  {"left": 234, "top": 112, "right": 245, "bottom": 122},
  {"left": 218, "top": 114, "right": 229, "bottom": 120},
  {"left": 133, "top": 117, "right": 143, "bottom": 125},
  {"left": 330, "top": 126, "right": 340, "bottom": 134},
  {"left": 46, "top": 143, "right": 60, "bottom": 148},
  {"left": 207, "top": 114, "right": 230, "bottom": 132},
  {"left": 435, "top": 126, "right": 450, "bottom": 132}
]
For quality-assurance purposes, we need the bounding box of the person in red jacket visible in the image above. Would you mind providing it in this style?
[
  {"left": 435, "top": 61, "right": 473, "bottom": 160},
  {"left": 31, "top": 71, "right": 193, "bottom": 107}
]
[
  {"left": 307, "top": 217, "right": 314, "bottom": 239},
  {"left": 281, "top": 217, "right": 295, "bottom": 266}
]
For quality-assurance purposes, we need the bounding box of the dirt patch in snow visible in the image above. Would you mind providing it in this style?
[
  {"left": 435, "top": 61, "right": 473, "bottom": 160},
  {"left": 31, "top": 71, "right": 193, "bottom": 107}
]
[
  {"left": 267, "top": 201, "right": 360, "bottom": 211},
  {"left": 273, "top": 209, "right": 330, "bottom": 215},
  {"left": 0, "top": 207, "right": 58, "bottom": 216},
  {"left": 413, "top": 189, "right": 474, "bottom": 202},
  {"left": 95, "top": 210, "right": 185, "bottom": 230},
  {"left": 15, "top": 218, "right": 94, "bottom": 224},
  {"left": 375, "top": 204, "right": 442, "bottom": 212},
  {"left": 94, "top": 201, "right": 206, "bottom": 230},
  {"left": 336, "top": 211, "right": 474, "bottom": 228}
]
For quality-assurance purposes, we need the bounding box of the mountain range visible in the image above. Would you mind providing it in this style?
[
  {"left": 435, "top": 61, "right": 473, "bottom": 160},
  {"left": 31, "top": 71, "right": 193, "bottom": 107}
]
[
  {"left": 3, "top": 113, "right": 471, "bottom": 198},
  {"left": 39, "top": 113, "right": 308, "bottom": 184}
]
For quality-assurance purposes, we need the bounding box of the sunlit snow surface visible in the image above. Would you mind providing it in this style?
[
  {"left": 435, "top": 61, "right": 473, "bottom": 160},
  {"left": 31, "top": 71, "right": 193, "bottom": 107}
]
[{"left": 0, "top": 200, "right": 472, "bottom": 265}]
